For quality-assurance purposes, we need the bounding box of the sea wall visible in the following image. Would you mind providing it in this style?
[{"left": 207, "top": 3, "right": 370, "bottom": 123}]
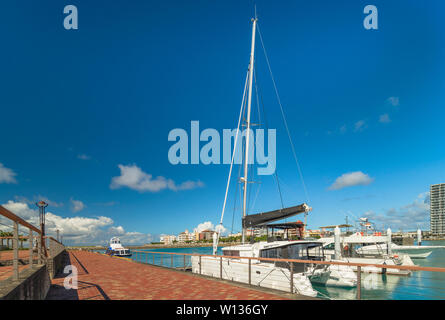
[{"left": 0, "top": 265, "right": 51, "bottom": 300}]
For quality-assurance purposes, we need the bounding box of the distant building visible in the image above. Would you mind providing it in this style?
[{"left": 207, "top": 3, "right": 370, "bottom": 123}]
[
  {"left": 431, "top": 183, "right": 445, "bottom": 235},
  {"left": 160, "top": 235, "right": 176, "bottom": 245},
  {"left": 199, "top": 229, "right": 215, "bottom": 241},
  {"left": 228, "top": 232, "right": 242, "bottom": 238},
  {"left": 178, "top": 229, "right": 195, "bottom": 243}
]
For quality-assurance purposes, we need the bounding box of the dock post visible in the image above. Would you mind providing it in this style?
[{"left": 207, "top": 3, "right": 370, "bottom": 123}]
[
  {"left": 290, "top": 263, "right": 294, "bottom": 293},
  {"left": 199, "top": 255, "right": 202, "bottom": 274},
  {"left": 161, "top": 255, "right": 163, "bottom": 266},
  {"left": 146, "top": 253, "right": 148, "bottom": 264},
  {"left": 183, "top": 255, "right": 186, "bottom": 271},
  {"left": 29, "top": 229, "right": 33, "bottom": 269},
  {"left": 13, "top": 221, "right": 19, "bottom": 280},
  {"left": 357, "top": 266, "right": 361, "bottom": 300},
  {"left": 220, "top": 257, "right": 222, "bottom": 279},
  {"left": 248, "top": 259, "right": 251, "bottom": 285},
  {"left": 171, "top": 255, "right": 173, "bottom": 268}
]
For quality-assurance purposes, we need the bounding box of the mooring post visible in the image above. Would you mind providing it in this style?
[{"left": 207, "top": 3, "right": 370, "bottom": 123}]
[
  {"left": 357, "top": 266, "right": 362, "bottom": 300},
  {"left": 29, "top": 229, "right": 33, "bottom": 268},
  {"left": 183, "top": 255, "right": 186, "bottom": 271},
  {"left": 248, "top": 259, "right": 251, "bottom": 285},
  {"left": 290, "top": 262, "right": 294, "bottom": 294},
  {"left": 199, "top": 255, "right": 202, "bottom": 275},
  {"left": 161, "top": 254, "right": 163, "bottom": 266},
  {"left": 13, "top": 221, "right": 19, "bottom": 281},
  {"left": 152, "top": 253, "right": 154, "bottom": 265},
  {"left": 146, "top": 253, "right": 148, "bottom": 264},
  {"left": 220, "top": 256, "right": 223, "bottom": 279}
]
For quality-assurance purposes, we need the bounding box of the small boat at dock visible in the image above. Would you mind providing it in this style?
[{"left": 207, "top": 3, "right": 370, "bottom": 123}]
[{"left": 106, "top": 237, "right": 132, "bottom": 257}]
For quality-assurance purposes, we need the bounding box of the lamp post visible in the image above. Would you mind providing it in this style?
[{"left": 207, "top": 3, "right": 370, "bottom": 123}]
[{"left": 36, "top": 201, "right": 48, "bottom": 257}]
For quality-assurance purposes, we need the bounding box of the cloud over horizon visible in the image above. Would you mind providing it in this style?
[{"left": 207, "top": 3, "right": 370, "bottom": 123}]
[
  {"left": 361, "top": 193, "right": 430, "bottom": 230},
  {"left": 70, "top": 198, "right": 85, "bottom": 213},
  {"left": 110, "top": 164, "right": 204, "bottom": 192},
  {"left": 329, "top": 171, "right": 374, "bottom": 190},
  {"left": 0, "top": 200, "right": 154, "bottom": 245},
  {"left": 0, "top": 163, "right": 17, "bottom": 184}
]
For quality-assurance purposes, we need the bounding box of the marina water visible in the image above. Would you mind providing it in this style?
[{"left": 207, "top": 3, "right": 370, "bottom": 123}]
[{"left": 115, "top": 240, "right": 445, "bottom": 300}]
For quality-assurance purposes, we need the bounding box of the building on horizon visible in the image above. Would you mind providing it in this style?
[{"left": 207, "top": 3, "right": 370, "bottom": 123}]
[
  {"left": 431, "top": 183, "right": 445, "bottom": 235},
  {"left": 160, "top": 235, "right": 176, "bottom": 245},
  {"left": 178, "top": 229, "right": 195, "bottom": 243},
  {"left": 198, "top": 229, "right": 215, "bottom": 241}
]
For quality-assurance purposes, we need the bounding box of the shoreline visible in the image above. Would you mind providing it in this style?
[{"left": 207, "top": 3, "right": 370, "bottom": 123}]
[{"left": 69, "top": 242, "right": 243, "bottom": 250}]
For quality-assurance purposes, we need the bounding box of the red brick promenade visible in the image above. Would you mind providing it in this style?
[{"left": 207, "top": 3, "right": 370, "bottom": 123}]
[{"left": 46, "top": 251, "right": 288, "bottom": 300}]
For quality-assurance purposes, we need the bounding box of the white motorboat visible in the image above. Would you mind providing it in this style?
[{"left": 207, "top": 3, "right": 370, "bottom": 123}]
[
  {"left": 317, "top": 230, "right": 415, "bottom": 275},
  {"left": 356, "top": 243, "right": 445, "bottom": 259},
  {"left": 105, "top": 237, "right": 132, "bottom": 257}
]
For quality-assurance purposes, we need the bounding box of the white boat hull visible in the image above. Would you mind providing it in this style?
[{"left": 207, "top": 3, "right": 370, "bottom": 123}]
[
  {"left": 308, "top": 264, "right": 357, "bottom": 288},
  {"left": 191, "top": 256, "right": 318, "bottom": 297}
]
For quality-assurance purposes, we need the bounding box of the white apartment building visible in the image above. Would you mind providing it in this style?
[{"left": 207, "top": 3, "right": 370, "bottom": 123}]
[
  {"left": 431, "top": 183, "right": 445, "bottom": 235},
  {"left": 160, "top": 235, "right": 177, "bottom": 245},
  {"left": 177, "top": 229, "right": 195, "bottom": 243}
]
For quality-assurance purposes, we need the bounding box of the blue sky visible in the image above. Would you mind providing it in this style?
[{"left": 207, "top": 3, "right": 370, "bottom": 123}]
[{"left": 0, "top": 0, "right": 444, "bottom": 244}]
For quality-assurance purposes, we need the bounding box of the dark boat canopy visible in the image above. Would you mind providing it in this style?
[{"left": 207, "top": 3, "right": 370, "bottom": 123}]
[
  {"left": 265, "top": 222, "right": 305, "bottom": 229},
  {"left": 242, "top": 203, "right": 312, "bottom": 228}
]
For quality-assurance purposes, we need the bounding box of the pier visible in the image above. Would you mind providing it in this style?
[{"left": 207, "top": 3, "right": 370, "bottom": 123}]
[{"left": 46, "top": 250, "right": 298, "bottom": 300}]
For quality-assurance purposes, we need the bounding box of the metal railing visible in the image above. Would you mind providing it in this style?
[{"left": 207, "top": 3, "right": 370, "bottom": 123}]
[
  {"left": 131, "top": 249, "right": 445, "bottom": 300},
  {"left": 0, "top": 205, "right": 64, "bottom": 282}
]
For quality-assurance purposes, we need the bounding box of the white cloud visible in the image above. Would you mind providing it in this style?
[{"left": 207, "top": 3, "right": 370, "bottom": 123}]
[
  {"left": 354, "top": 120, "right": 367, "bottom": 132},
  {"left": 387, "top": 96, "right": 400, "bottom": 107},
  {"left": 70, "top": 198, "right": 85, "bottom": 213},
  {"left": 110, "top": 164, "right": 204, "bottom": 192},
  {"left": 1, "top": 200, "right": 153, "bottom": 245},
  {"left": 362, "top": 193, "right": 429, "bottom": 230},
  {"left": 379, "top": 113, "right": 391, "bottom": 123},
  {"left": 329, "top": 171, "right": 374, "bottom": 190},
  {"left": 77, "top": 154, "right": 91, "bottom": 160},
  {"left": 193, "top": 221, "right": 227, "bottom": 235},
  {"left": 0, "top": 163, "right": 17, "bottom": 184}
]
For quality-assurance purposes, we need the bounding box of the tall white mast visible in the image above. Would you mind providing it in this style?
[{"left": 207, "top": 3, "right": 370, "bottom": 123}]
[{"left": 242, "top": 16, "right": 257, "bottom": 243}]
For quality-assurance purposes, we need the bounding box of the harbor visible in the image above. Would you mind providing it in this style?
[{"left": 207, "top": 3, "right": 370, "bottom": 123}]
[{"left": 0, "top": 0, "right": 444, "bottom": 307}]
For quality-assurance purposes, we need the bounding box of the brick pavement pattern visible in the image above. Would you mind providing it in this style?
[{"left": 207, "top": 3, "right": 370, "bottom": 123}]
[{"left": 47, "top": 250, "right": 288, "bottom": 300}]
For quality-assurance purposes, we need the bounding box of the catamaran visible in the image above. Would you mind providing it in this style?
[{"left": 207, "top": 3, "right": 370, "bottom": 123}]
[{"left": 190, "top": 12, "right": 357, "bottom": 296}]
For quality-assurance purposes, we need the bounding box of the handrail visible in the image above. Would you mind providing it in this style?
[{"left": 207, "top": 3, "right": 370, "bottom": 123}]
[
  {"left": 131, "top": 250, "right": 445, "bottom": 273},
  {"left": 0, "top": 205, "right": 41, "bottom": 234}
]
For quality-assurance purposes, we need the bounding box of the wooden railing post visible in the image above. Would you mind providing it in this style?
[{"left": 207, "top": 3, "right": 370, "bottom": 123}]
[
  {"left": 289, "top": 262, "right": 294, "bottom": 294},
  {"left": 220, "top": 256, "right": 223, "bottom": 279},
  {"left": 199, "top": 255, "right": 202, "bottom": 275},
  {"left": 357, "top": 266, "right": 361, "bottom": 300},
  {"left": 183, "top": 255, "right": 186, "bottom": 271},
  {"left": 13, "top": 221, "right": 19, "bottom": 280},
  {"left": 171, "top": 254, "right": 173, "bottom": 268},
  {"left": 29, "top": 229, "right": 33, "bottom": 269},
  {"left": 152, "top": 253, "right": 154, "bottom": 265},
  {"left": 248, "top": 258, "right": 251, "bottom": 285},
  {"left": 161, "top": 254, "right": 163, "bottom": 266}
]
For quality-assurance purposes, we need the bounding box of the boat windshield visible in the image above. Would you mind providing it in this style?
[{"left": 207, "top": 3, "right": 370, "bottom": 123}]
[{"left": 260, "top": 242, "right": 324, "bottom": 261}]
